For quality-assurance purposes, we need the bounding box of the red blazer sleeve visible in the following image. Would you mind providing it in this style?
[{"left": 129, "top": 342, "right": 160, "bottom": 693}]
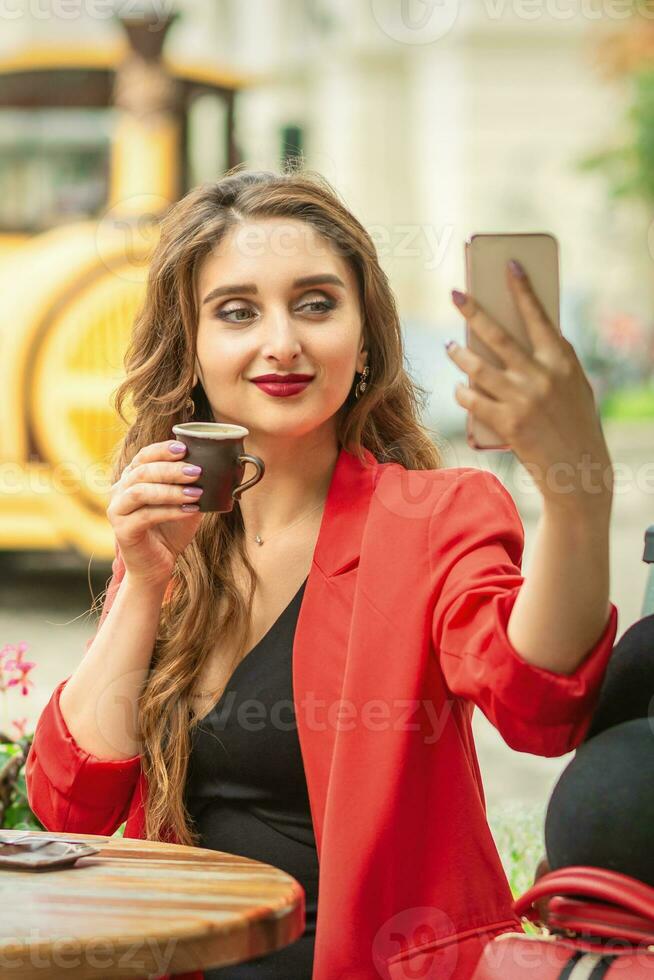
[
  {"left": 25, "top": 543, "right": 142, "bottom": 835},
  {"left": 429, "top": 468, "right": 619, "bottom": 757}
]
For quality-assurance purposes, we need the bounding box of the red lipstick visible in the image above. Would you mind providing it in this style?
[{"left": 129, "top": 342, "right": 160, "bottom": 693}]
[
  {"left": 249, "top": 373, "right": 314, "bottom": 398},
  {"left": 251, "top": 379, "right": 313, "bottom": 397}
]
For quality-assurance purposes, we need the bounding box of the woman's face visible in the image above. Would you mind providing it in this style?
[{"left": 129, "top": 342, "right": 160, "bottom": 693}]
[{"left": 193, "top": 218, "right": 368, "bottom": 443}]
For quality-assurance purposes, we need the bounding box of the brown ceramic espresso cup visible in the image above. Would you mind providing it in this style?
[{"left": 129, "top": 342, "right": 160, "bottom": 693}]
[{"left": 170, "top": 422, "right": 265, "bottom": 513}]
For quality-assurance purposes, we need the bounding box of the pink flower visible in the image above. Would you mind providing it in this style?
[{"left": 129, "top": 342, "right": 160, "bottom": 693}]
[
  {"left": 0, "top": 642, "right": 35, "bottom": 697},
  {"left": 4, "top": 642, "right": 29, "bottom": 666},
  {"left": 0, "top": 647, "right": 16, "bottom": 694},
  {"left": 11, "top": 717, "right": 27, "bottom": 738},
  {"left": 4, "top": 659, "right": 34, "bottom": 674},
  {"left": 4, "top": 658, "right": 35, "bottom": 696},
  {"left": 0, "top": 645, "right": 16, "bottom": 669}
]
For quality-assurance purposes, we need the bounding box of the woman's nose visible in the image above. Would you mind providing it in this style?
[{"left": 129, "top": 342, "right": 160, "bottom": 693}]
[{"left": 261, "top": 312, "right": 303, "bottom": 358}]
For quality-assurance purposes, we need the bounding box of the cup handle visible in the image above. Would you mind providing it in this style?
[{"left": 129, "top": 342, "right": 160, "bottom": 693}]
[{"left": 232, "top": 453, "right": 265, "bottom": 500}]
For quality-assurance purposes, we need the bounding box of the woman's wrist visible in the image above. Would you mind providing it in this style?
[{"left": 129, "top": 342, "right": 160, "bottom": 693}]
[
  {"left": 123, "top": 569, "right": 172, "bottom": 598},
  {"left": 541, "top": 489, "right": 613, "bottom": 526}
]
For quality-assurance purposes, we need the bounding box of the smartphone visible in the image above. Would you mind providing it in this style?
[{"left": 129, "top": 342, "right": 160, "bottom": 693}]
[{"left": 463, "top": 232, "right": 561, "bottom": 451}]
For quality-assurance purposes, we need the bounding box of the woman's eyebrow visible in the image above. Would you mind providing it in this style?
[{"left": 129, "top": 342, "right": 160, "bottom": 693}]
[{"left": 202, "top": 273, "right": 346, "bottom": 306}]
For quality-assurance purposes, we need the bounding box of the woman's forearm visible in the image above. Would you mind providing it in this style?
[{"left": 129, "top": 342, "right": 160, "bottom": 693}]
[
  {"left": 58, "top": 572, "right": 168, "bottom": 760},
  {"left": 506, "top": 500, "right": 613, "bottom": 675}
]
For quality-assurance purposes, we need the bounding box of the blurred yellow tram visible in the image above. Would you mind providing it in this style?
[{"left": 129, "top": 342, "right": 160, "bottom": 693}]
[{"left": 0, "top": 14, "right": 253, "bottom": 559}]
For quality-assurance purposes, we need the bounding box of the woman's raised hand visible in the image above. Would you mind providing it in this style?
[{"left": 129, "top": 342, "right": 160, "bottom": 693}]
[
  {"left": 446, "top": 260, "right": 614, "bottom": 517},
  {"left": 107, "top": 440, "right": 205, "bottom": 588}
]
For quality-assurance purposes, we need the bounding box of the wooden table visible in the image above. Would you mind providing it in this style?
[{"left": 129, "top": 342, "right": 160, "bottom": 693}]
[{"left": 0, "top": 829, "right": 305, "bottom": 979}]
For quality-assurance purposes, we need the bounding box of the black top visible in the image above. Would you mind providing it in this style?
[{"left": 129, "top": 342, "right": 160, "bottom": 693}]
[{"left": 184, "top": 576, "right": 318, "bottom": 979}]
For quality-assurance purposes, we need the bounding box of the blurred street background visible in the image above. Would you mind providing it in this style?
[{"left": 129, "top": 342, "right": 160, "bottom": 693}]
[{"left": 1, "top": 1, "right": 654, "bottom": 856}]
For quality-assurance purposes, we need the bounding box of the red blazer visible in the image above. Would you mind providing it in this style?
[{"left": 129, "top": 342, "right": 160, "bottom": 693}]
[{"left": 26, "top": 446, "right": 619, "bottom": 980}]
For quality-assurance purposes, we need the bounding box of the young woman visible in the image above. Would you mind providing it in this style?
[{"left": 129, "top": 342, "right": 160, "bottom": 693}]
[{"left": 26, "top": 168, "right": 618, "bottom": 980}]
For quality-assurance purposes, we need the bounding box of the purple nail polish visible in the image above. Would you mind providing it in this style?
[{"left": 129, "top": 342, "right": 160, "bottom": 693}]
[
  {"left": 451, "top": 289, "right": 467, "bottom": 307},
  {"left": 444, "top": 340, "right": 458, "bottom": 351},
  {"left": 508, "top": 259, "right": 525, "bottom": 278},
  {"left": 169, "top": 442, "right": 186, "bottom": 453},
  {"left": 183, "top": 465, "right": 202, "bottom": 476}
]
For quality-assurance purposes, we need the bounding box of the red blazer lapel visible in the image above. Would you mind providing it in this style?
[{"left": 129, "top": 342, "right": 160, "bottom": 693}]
[{"left": 293, "top": 444, "right": 380, "bottom": 856}]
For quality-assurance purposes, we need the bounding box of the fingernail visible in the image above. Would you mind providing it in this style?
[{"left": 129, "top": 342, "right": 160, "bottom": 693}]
[
  {"left": 169, "top": 442, "right": 186, "bottom": 453},
  {"left": 183, "top": 465, "right": 202, "bottom": 476},
  {"left": 182, "top": 486, "right": 204, "bottom": 497},
  {"left": 451, "top": 289, "right": 467, "bottom": 307},
  {"left": 508, "top": 259, "right": 525, "bottom": 278},
  {"left": 444, "top": 340, "right": 458, "bottom": 352}
]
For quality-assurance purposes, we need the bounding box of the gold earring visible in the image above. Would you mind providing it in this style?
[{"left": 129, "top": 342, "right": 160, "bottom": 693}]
[
  {"left": 355, "top": 365, "right": 370, "bottom": 400},
  {"left": 185, "top": 393, "right": 195, "bottom": 417}
]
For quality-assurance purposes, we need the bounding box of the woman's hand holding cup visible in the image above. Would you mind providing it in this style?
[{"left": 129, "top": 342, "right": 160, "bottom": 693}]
[{"left": 106, "top": 440, "right": 205, "bottom": 589}]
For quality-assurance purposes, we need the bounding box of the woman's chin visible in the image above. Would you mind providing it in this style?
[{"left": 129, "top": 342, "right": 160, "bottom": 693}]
[{"left": 243, "top": 414, "right": 333, "bottom": 442}]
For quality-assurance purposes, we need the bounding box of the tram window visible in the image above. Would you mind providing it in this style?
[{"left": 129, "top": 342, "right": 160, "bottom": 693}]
[{"left": 0, "top": 108, "right": 112, "bottom": 233}]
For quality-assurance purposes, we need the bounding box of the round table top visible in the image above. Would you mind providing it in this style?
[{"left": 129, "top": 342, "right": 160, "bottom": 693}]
[{"left": 0, "top": 829, "right": 305, "bottom": 979}]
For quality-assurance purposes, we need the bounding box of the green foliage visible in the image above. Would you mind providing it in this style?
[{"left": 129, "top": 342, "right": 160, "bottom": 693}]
[
  {"left": 601, "top": 382, "right": 654, "bottom": 418},
  {"left": 0, "top": 740, "right": 44, "bottom": 831},
  {"left": 579, "top": 68, "right": 654, "bottom": 207}
]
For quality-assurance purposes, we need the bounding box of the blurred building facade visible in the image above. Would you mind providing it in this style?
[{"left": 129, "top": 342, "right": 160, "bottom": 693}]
[
  {"left": 0, "top": 1, "right": 648, "bottom": 426},
  {"left": 178, "top": 2, "right": 636, "bottom": 326},
  {"left": 185, "top": 1, "right": 647, "bottom": 422}
]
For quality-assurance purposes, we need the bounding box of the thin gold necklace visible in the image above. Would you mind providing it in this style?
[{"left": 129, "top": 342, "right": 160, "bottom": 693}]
[
  {"left": 190, "top": 500, "right": 325, "bottom": 698},
  {"left": 252, "top": 500, "right": 325, "bottom": 546},
  {"left": 190, "top": 500, "right": 325, "bottom": 701}
]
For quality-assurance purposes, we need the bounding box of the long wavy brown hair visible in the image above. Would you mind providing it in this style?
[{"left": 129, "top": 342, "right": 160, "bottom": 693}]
[{"left": 107, "top": 165, "right": 444, "bottom": 845}]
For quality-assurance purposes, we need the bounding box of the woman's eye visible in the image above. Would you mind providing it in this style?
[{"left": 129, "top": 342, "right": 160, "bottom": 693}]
[
  {"left": 215, "top": 296, "right": 335, "bottom": 323},
  {"left": 300, "top": 299, "right": 335, "bottom": 314},
  {"left": 219, "top": 307, "right": 252, "bottom": 322}
]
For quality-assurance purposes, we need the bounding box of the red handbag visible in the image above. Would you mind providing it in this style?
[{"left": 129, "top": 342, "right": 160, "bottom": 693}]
[{"left": 472, "top": 866, "right": 654, "bottom": 978}]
